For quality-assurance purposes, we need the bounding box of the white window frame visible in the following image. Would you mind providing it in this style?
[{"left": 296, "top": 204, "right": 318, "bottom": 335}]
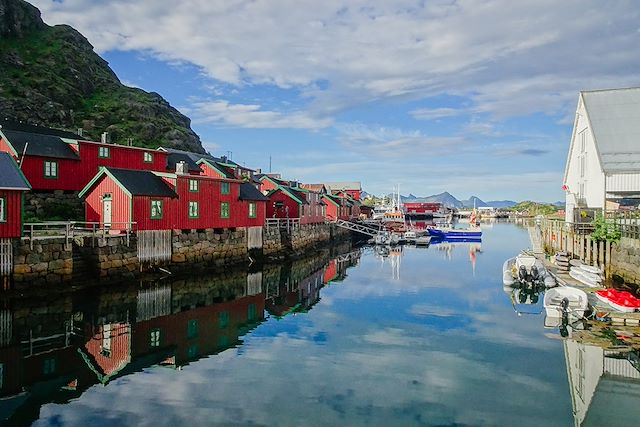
[
  {"left": 144, "top": 152, "right": 154, "bottom": 163},
  {"left": 189, "top": 201, "right": 199, "bottom": 218},
  {"left": 98, "top": 146, "right": 110, "bottom": 158},
  {"left": 0, "top": 197, "right": 5, "bottom": 223},
  {"left": 44, "top": 160, "right": 58, "bottom": 179}
]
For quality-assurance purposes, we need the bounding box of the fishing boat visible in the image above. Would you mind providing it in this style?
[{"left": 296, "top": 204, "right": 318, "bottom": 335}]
[
  {"left": 543, "top": 286, "right": 589, "bottom": 318},
  {"left": 502, "top": 253, "right": 556, "bottom": 288},
  {"left": 403, "top": 231, "right": 417, "bottom": 243}
]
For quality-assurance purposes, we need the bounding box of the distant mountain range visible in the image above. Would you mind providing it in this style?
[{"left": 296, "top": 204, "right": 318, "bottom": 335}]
[{"left": 382, "top": 191, "right": 518, "bottom": 209}]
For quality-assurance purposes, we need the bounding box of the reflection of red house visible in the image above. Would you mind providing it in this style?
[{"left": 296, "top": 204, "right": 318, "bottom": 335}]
[
  {"left": 132, "top": 293, "right": 265, "bottom": 364},
  {"left": 81, "top": 323, "right": 132, "bottom": 384},
  {"left": 324, "top": 260, "right": 338, "bottom": 283}
]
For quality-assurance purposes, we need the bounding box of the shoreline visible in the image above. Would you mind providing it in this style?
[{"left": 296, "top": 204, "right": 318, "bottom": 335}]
[{"left": 2, "top": 223, "right": 355, "bottom": 289}]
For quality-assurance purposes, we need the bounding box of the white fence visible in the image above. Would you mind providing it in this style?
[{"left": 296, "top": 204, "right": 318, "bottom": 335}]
[{"left": 0, "top": 238, "right": 12, "bottom": 276}]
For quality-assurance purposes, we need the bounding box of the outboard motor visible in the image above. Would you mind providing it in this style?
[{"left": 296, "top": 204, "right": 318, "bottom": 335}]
[
  {"left": 518, "top": 265, "right": 529, "bottom": 282},
  {"left": 530, "top": 265, "right": 540, "bottom": 283}
]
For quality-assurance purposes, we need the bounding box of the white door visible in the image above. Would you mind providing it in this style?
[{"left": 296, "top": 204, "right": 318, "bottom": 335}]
[{"left": 103, "top": 197, "right": 112, "bottom": 227}]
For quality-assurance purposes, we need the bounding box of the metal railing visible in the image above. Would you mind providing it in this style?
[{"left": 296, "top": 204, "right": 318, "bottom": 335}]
[
  {"left": 266, "top": 218, "right": 300, "bottom": 231},
  {"left": 23, "top": 221, "right": 136, "bottom": 247}
]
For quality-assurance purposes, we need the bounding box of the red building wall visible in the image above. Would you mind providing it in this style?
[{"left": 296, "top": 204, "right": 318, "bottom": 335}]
[
  {"left": 0, "top": 190, "right": 24, "bottom": 238},
  {"left": 19, "top": 156, "right": 81, "bottom": 191},
  {"left": 300, "top": 191, "right": 325, "bottom": 225},
  {"left": 83, "top": 176, "right": 131, "bottom": 229},
  {"left": 266, "top": 190, "right": 300, "bottom": 219},
  {"left": 78, "top": 142, "right": 168, "bottom": 182},
  {"left": 324, "top": 200, "right": 339, "bottom": 221}
]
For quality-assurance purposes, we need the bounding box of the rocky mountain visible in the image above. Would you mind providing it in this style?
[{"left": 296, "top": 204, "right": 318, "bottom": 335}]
[
  {"left": 385, "top": 191, "right": 518, "bottom": 209},
  {"left": 0, "top": 0, "right": 205, "bottom": 152}
]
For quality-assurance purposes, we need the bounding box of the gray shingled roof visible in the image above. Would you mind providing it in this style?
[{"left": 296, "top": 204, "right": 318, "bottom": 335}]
[
  {"left": 239, "top": 183, "right": 269, "bottom": 201},
  {"left": 323, "top": 181, "right": 362, "bottom": 191},
  {"left": 0, "top": 129, "right": 80, "bottom": 160},
  {"left": 0, "top": 119, "right": 83, "bottom": 139},
  {"left": 107, "top": 168, "right": 177, "bottom": 197},
  {"left": 582, "top": 88, "right": 640, "bottom": 173},
  {"left": 0, "top": 152, "right": 31, "bottom": 190}
]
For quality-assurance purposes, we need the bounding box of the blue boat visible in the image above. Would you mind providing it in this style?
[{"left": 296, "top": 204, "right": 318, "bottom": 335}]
[{"left": 427, "top": 227, "right": 482, "bottom": 239}]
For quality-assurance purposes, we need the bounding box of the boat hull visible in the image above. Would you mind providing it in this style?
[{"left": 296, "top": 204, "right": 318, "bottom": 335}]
[{"left": 428, "top": 228, "right": 482, "bottom": 239}]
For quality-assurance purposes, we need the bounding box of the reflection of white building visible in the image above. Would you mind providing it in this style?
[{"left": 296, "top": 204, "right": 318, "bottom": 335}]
[
  {"left": 563, "top": 88, "right": 640, "bottom": 223},
  {"left": 564, "top": 340, "right": 640, "bottom": 426}
]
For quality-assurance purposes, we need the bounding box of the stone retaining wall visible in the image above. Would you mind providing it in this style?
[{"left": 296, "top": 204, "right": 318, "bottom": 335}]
[
  {"left": 610, "top": 237, "right": 640, "bottom": 285},
  {"left": 12, "top": 238, "right": 73, "bottom": 284},
  {"left": 24, "top": 191, "right": 84, "bottom": 221},
  {"left": 9, "top": 223, "right": 353, "bottom": 285}
]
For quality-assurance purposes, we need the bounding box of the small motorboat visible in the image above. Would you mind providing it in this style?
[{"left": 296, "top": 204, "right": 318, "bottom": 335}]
[
  {"left": 415, "top": 235, "right": 431, "bottom": 246},
  {"left": 569, "top": 266, "right": 602, "bottom": 287},
  {"left": 595, "top": 289, "right": 640, "bottom": 313},
  {"left": 543, "top": 286, "right": 589, "bottom": 318},
  {"left": 428, "top": 227, "right": 482, "bottom": 239},
  {"left": 502, "top": 253, "right": 556, "bottom": 288},
  {"left": 403, "top": 231, "right": 417, "bottom": 243}
]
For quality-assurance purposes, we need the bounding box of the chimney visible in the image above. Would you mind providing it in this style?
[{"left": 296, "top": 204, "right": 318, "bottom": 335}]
[
  {"left": 256, "top": 168, "right": 262, "bottom": 174},
  {"left": 290, "top": 181, "right": 298, "bottom": 188},
  {"left": 77, "top": 128, "right": 83, "bottom": 137},
  {"left": 127, "top": 137, "right": 133, "bottom": 146},
  {"left": 176, "top": 161, "right": 187, "bottom": 175},
  {"left": 221, "top": 155, "right": 227, "bottom": 163},
  {"left": 101, "top": 132, "right": 109, "bottom": 144}
]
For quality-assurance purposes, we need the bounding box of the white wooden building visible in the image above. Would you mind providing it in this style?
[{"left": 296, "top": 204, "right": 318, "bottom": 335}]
[{"left": 563, "top": 88, "right": 640, "bottom": 223}]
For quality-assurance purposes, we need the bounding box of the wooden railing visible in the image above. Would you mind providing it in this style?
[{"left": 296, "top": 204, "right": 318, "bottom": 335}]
[
  {"left": 605, "top": 211, "right": 640, "bottom": 239},
  {"left": 23, "top": 221, "right": 136, "bottom": 247}
]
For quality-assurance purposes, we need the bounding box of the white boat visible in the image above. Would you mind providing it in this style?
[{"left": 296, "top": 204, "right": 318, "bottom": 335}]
[
  {"left": 415, "top": 235, "right": 431, "bottom": 246},
  {"left": 569, "top": 266, "right": 602, "bottom": 288},
  {"left": 403, "top": 231, "right": 417, "bottom": 243},
  {"left": 502, "top": 253, "right": 556, "bottom": 288},
  {"left": 543, "top": 286, "right": 589, "bottom": 318},
  {"left": 374, "top": 231, "right": 401, "bottom": 246}
]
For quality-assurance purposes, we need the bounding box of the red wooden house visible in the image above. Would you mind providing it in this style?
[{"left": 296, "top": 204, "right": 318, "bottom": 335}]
[
  {"left": 0, "top": 121, "right": 167, "bottom": 192},
  {"left": 322, "top": 194, "right": 351, "bottom": 221},
  {"left": 0, "top": 152, "right": 31, "bottom": 238},
  {"left": 80, "top": 167, "right": 266, "bottom": 230},
  {"left": 324, "top": 181, "right": 362, "bottom": 201},
  {"left": 266, "top": 187, "right": 325, "bottom": 224}
]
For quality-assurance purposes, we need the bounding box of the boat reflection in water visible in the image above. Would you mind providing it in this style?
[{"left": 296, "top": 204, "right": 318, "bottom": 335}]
[{"left": 0, "top": 247, "right": 361, "bottom": 425}]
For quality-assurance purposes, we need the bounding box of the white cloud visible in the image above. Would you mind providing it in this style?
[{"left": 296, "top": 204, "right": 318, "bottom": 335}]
[
  {"left": 182, "top": 99, "right": 333, "bottom": 129},
  {"left": 410, "top": 107, "right": 465, "bottom": 120},
  {"left": 31, "top": 0, "right": 640, "bottom": 119},
  {"left": 336, "top": 122, "right": 468, "bottom": 156}
]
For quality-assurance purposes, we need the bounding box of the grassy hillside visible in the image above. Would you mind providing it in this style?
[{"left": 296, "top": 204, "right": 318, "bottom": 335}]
[{"left": 0, "top": 0, "right": 204, "bottom": 152}]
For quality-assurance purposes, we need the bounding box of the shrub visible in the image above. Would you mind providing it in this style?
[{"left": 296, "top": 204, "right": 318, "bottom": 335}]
[{"left": 591, "top": 214, "right": 621, "bottom": 243}]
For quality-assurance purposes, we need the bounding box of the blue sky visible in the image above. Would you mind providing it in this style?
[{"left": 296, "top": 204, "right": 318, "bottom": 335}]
[{"left": 32, "top": 0, "right": 640, "bottom": 202}]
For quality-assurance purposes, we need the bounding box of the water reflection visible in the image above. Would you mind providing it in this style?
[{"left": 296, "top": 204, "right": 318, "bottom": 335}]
[
  {"left": 564, "top": 340, "right": 640, "bottom": 427},
  {"left": 0, "top": 246, "right": 361, "bottom": 425}
]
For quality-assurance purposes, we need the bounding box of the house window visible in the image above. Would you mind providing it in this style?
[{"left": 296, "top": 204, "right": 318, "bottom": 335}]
[
  {"left": 275, "top": 201, "right": 284, "bottom": 209},
  {"left": 189, "top": 201, "right": 199, "bottom": 218},
  {"left": 43, "top": 358, "right": 56, "bottom": 375},
  {"left": 189, "top": 179, "right": 199, "bottom": 192},
  {"left": 249, "top": 202, "right": 257, "bottom": 218},
  {"left": 150, "top": 329, "right": 161, "bottom": 347},
  {"left": 98, "top": 146, "right": 110, "bottom": 158},
  {"left": 187, "top": 344, "right": 199, "bottom": 359},
  {"left": 44, "top": 160, "right": 58, "bottom": 179},
  {"left": 0, "top": 198, "right": 5, "bottom": 223},
  {"left": 219, "top": 311, "right": 230, "bottom": 328},
  {"left": 221, "top": 182, "right": 230, "bottom": 195},
  {"left": 247, "top": 304, "right": 257, "bottom": 322},
  {"left": 221, "top": 202, "right": 230, "bottom": 219},
  {"left": 151, "top": 200, "right": 163, "bottom": 219},
  {"left": 144, "top": 152, "right": 153, "bottom": 163},
  {"left": 187, "top": 319, "right": 199, "bottom": 339},
  {"left": 300, "top": 205, "right": 305, "bottom": 216}
]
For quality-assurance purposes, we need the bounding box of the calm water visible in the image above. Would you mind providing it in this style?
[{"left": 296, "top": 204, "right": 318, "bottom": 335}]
[{"left": 1, "top": 222, "right": 631, "bottom": 426}]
